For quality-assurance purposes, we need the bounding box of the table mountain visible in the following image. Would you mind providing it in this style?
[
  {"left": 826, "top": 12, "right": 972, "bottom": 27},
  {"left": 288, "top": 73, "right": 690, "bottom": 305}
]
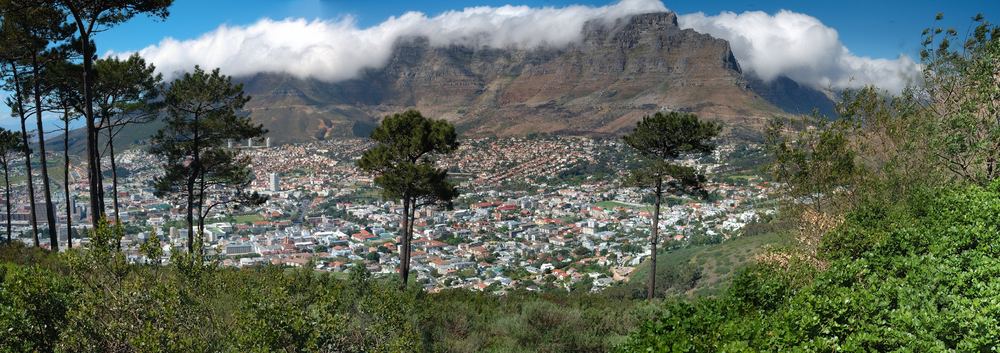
[
  {"left": 243, "top": 11, "right": 830, "bottom": 143},
  {"left": 55, "top": 11, "right": 833, "bottom": 150}
]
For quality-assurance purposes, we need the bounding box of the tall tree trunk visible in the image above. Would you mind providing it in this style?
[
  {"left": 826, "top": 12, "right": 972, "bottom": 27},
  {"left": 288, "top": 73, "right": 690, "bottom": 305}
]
[
  {"left": 32, "top": 55, "right": 59, "bottom": 251},
  {"left": 3, "top": 161, "right": 10, "bottom": 243},
  {"left": 186, "top": 120, "right": 201, "bottom": 253},
  {"left": 86, "top": 101, "right": 101, "bottom": 225},
  {"left": 399, "top": 197, "right": 411, "bottom": 289},
  {"left": 75, "top": 28, "right": 103, "bottom": 228},
  {"left": 407, "top": 204, "right": 417, "bottom": 282},
  {"left": 647, "top": 177, "right": 662, "bottom": 300},
  {"left": 63, "top": 114, "right": 72, "bottom": 248},
  {"left": 95, "top": 118, "right": 105, "bottom": 218},
  {"left": 11, "top": 67, "right": 39, "bottom": 246},
  {"left": 107, "top": 129, "right": 120, "bottom": 224},
  {"left": 107, "top": 129, "right": 123, "bottom": 251},
  {"left": 185, "top": 174, "right": 195, "bottom": 253},
  {"left": 95, "top": 135, "right": 104, "bottom": 216},
  {"left": 18, "top": 114, "right": 38, "bottom": 246},
  {"left": 87, "top": 125, "right": 100, "bottom": 225},
  {"left": 406, "top": 202, "right": 417, "bottom": 283}
]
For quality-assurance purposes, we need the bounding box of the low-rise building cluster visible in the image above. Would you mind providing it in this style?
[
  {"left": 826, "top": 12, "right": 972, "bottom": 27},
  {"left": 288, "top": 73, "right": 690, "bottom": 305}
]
[{"left": 7, "top": 136, "right": 776, "bottom": 293}]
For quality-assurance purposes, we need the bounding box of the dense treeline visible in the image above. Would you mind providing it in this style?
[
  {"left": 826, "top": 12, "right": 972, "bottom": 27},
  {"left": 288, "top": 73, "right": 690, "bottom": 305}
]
[{"left": 0, "top": 0, "right": 269, "bottom": 256}]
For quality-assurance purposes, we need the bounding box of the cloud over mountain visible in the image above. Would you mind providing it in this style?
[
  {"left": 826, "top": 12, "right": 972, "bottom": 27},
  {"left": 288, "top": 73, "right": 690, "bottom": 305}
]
[
  {"left": 126, "top": 0, "right": 667, "bottom": 81},
  {"left": 678, "top": 10, "right": 920, "bottom": 93},
  {"left": 123, "top": 0, "right": 919, "bottom": 93}
]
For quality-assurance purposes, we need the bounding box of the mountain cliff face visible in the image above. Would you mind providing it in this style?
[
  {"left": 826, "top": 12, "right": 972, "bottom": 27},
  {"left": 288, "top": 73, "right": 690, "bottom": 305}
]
[{"left": 239, "top": 12, "right": 830, "bottom": 142}]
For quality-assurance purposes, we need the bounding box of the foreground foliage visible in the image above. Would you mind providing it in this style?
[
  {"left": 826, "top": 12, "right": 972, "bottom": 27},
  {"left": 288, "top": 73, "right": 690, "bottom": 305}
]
[
  {"left": 620, "top": 183, "right": 1000, "bottom": 351},
  {"left": 0, "top": 240, "right": 649, "bottom": 353}
]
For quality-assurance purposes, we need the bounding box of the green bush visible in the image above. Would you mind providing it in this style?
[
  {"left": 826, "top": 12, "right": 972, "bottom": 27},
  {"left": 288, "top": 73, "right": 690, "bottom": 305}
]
[
  {"left": 620, "top": 184, "right": 1000, "bottom": 351},
  {"left": 0, "top": 262, "right": 74, "bottom": 352}
]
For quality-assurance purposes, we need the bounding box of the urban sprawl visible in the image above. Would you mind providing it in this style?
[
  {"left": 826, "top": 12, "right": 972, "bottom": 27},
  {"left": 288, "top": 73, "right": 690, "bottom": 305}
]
[{"left": 6, "top": 136, "right": 775, "bottom": 292}]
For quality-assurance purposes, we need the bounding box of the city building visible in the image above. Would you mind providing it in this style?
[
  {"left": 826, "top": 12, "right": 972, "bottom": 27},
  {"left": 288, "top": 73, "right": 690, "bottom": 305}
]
[{"left": 270, "top": 173, "right": 280, "bottom": 192}]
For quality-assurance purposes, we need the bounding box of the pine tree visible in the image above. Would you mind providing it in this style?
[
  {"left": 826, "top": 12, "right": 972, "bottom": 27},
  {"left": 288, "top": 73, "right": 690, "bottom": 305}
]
[
  {"left": 623, "top": 112, "right": 720, "bottom": 300},
  {"left": 46, "top": 60, "right": 83, "bottom": 248},
  {"left": 92, "top": 54, "right": 161, "bottom": 225},
  {"left": 17, "top": 3, "right": 74, "bottom": 250},
  {"left": 57, "top": 0, "right": 172, "bottom": 227},
  {"left": 357, "top": 110, "right": 459, "bottom": 289},
  {"left": 150, "top": 66, "right": 266, "bottom": 253}
]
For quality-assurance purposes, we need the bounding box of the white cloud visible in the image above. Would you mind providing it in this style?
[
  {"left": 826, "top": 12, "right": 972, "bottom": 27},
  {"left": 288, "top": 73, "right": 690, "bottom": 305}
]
[
  {"left": 124, "top": 0, "right": 667, "bottom": 82},
  {"left": 120, "top": 1, "right": 920, "bottom": 94},
  {"left": 678, "top": 10, "right": 920, "bottom": 93}
]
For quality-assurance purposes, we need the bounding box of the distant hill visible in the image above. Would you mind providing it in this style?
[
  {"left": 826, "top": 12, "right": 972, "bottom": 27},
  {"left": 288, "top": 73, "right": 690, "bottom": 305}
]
[
  {"left": 746, "top": 76, "right": 838, "bottom": 118},
  {"left": 46, "top": 119, "right": 164, "bottom": 156}
]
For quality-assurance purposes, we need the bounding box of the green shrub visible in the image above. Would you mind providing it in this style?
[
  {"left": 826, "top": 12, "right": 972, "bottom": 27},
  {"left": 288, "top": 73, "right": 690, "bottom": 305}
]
[
  {"left": 0, "top": 263, "right": 74, "bottom": 352},
  {"left": 621, "top": 184, "right": 1000, "bottom": 351}
]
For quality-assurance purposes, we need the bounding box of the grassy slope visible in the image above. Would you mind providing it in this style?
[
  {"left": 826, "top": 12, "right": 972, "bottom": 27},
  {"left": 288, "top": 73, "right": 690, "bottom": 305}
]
[
  {"left": 628, "top": 231, "right": 790, "bottom": 297},
  {"left": 232, "top": 214, "right": 265, "bottom": 224},
  {"left": 594, "top": 200, "right": 653, "bottom": 212}
]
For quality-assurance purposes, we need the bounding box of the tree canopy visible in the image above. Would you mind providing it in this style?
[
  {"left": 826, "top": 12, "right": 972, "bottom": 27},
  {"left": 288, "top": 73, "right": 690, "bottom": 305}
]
[
  {"left": 623, "top": 111, "right": 721, "bottom": 300},
  {"left": 150, "top": 66, "right": 266, "bottom": 253},
  {"left": 357, "top": 110, "right": 459, "bottom": 288}
]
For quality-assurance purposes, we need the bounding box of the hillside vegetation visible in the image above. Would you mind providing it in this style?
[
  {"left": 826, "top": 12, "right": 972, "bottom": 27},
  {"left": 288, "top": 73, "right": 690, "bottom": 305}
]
[
  {"left": 624, "top": 231, "right": 790, "bottom": 298},
  {"left": 0, "top": 240, "right": 637, "bottom": 352},
  {"left": 620, "top": 184, "right": 1000, "bottom": 351},
  {"left": 619, "top": 13, "right": 1000, "bottom": 351}
]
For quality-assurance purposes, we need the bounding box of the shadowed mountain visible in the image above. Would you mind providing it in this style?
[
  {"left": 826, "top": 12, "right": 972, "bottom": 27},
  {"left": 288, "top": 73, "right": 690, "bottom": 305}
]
[{"left": 746, "top": 76, "right": 838, "bottom": 118}]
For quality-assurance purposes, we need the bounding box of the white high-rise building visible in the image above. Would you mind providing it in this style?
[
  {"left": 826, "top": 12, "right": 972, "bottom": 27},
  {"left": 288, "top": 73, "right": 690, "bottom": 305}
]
[
  {"left": 204, "top": 230, "right": 216, "bottom": 243},
  {"left": 265, "top": 137, "right": 272, "bottom": 148},
  {"left": 269, "top": 173, "right": 280, "bottom": 192}
]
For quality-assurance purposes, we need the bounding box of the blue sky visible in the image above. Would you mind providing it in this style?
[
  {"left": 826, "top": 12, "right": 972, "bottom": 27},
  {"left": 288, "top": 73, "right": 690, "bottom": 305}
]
[{"left": 100, "top": 0, "right": 998, "bottom": 60}]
